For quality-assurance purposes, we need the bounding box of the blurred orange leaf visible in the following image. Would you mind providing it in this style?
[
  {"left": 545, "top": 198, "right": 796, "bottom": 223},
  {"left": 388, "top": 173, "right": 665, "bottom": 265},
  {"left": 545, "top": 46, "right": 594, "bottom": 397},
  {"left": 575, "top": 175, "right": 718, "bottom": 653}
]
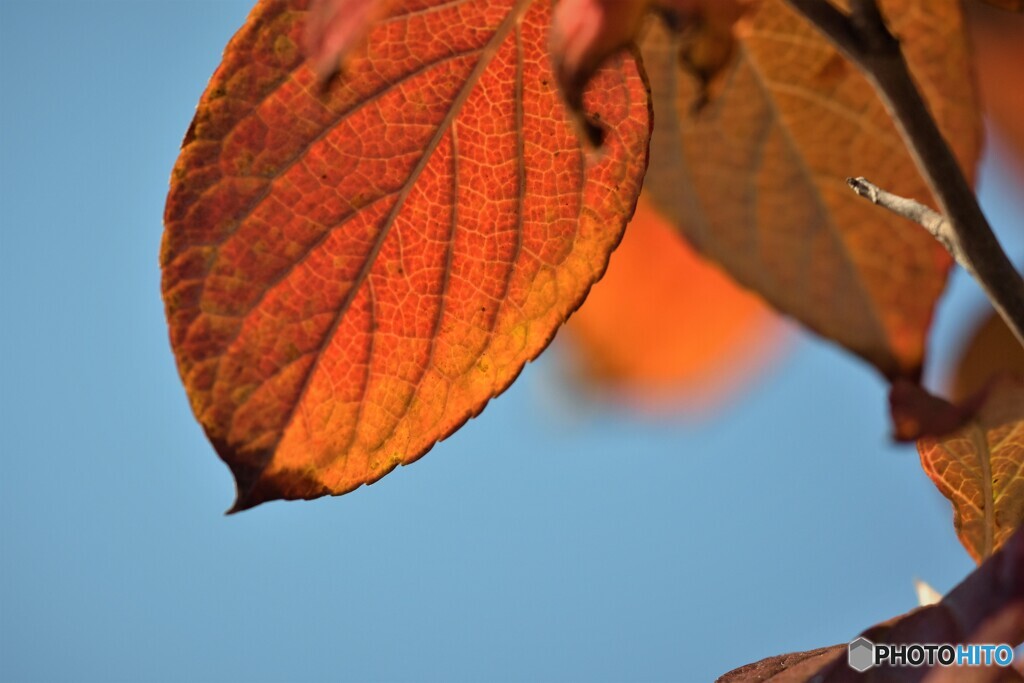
[
  {"left": 918, "top": 375, "right": 1024, "bottom": 563},
  {"left": 639, "top": 0, "right": 982, "bottom": 379},
  {"left": 968, "top": 2, "right": 1024, "bottom": 177},
  {"left": 564, "top": 197, "right": 783, "bottom": 406},
  {"left": 719, "top": 524, "right": 1024, "bottom": 682},
  {"left": 951, "top": 311, "right": 1024, "bottom": 402},
  {"left": 161, "top": 0, "right": 650, "bottom": 510}
]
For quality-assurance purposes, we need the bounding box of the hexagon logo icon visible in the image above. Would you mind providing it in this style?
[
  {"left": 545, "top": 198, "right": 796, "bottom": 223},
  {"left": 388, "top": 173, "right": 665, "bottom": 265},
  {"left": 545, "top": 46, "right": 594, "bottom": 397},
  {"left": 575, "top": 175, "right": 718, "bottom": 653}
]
[{"left": 848, "top": 637, "right": 875, "bottom": 672}]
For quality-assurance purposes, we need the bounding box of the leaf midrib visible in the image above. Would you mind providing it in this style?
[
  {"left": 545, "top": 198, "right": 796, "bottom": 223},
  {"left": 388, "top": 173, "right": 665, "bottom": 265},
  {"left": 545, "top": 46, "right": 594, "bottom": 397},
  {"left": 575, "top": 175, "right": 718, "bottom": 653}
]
[
  {"left": 967, "top": 421, "right": 995, "bottom": 559},
  {"left": 265, "top": 0, "right": 533, "bottom": 463}
]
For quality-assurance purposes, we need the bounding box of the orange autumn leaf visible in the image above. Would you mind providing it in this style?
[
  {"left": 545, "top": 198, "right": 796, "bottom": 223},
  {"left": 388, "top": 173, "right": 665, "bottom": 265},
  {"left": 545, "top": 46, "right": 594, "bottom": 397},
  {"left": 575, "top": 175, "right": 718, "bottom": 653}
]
[
  {"left": 161, "top": 0, "right": 650, "bottom": 510},
  {"left": 918, "top": 376, "right": 1024, "bottom": 563},
  {"left": 951, "top": 310, "right": 1024, "bottom": 403},
  {"left": 640, "top": 0, "right": 982, "bottom": 379},
  {"left": 968, "top": 1, "right": 1024, "bottom": 178},
  {"left": 564, "top": 197, "right": 783, "bottom": 405}
]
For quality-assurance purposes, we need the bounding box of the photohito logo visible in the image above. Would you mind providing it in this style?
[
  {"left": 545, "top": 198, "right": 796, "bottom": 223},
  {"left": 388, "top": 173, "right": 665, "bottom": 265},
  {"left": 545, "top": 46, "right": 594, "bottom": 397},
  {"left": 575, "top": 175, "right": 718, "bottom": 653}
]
[
  {"left": 847, "top": 637, "right": 1014, "bottom": 672},
  {"left": 848, "top": 637, "right": 874, "bottom": 672}
]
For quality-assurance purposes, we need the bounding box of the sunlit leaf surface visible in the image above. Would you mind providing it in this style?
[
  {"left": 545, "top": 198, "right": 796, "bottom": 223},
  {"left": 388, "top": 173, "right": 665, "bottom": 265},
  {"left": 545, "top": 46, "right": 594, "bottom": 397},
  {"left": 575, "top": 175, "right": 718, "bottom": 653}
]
[
  {"left": 918, "top": 376, "right": 1024, "bottom": 563},
  {"left": 162, "top": 0, "right": 650, "bottom": 509}
]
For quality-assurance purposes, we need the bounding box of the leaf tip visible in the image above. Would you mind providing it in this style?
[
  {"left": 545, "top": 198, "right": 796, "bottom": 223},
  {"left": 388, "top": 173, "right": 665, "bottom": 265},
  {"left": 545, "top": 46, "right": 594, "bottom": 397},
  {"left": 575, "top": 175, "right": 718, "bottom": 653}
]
[
  {"left": 209, "top": 435, "right": 313, "bottom": 513},
  {"left": 225, "top": 464, "right": 334, "bottom": 514},
  {"left": 220, "top": 446, "right": 273, "bottom": 514},
  {"left": 913, "top": 577, "right": 943, "bottom": 606}
]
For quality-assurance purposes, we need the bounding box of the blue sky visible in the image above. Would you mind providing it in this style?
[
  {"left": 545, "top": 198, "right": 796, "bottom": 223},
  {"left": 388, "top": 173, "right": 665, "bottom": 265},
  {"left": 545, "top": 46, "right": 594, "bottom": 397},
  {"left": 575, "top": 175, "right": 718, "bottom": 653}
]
[{"left": 1, "top": 2, "right": 1020, "bottom": 681}]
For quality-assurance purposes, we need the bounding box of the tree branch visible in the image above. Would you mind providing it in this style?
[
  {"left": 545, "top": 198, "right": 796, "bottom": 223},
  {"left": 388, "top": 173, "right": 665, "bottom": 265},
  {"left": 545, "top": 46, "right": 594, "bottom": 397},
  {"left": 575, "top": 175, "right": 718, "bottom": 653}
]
[
  {"left": 785, "top": 0, "right": 1024, "bottom": 349},
  {"left": 847, "top": 177, "right": 968, "bottom": 273},
  {"left": 785, "top": 0, "right": 862, "bottom": 55}
]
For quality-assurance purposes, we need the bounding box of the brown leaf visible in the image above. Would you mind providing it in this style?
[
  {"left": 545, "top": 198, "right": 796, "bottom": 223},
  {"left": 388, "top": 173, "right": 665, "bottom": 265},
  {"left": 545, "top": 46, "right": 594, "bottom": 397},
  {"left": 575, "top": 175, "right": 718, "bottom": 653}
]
[
  {"left": 640, "top": 0, "right": 982, "bottom": 379},
  {"left": 951, "top": 311, "right": 1024, "bottom": 403},
  {"left": 966, "top": 4, "right": 1024, "bottom": 179},
  {"left": 976, "top": 0, "right": 1024, "bottom": 12},
  {"left": 717, "top": 646, "right": 845, "bottom": 682},
  {"left": 718, "top": 524, "right": 1024, "bottom": 682},
  {"left": 889, "top": 379, "right": 978, "bottom": 442},
  {"left": 161, "top": 0, "right": 651, "bottom": 510},
  {"left": 918, "top": 375, "right": 1024, "bottom": 563}
]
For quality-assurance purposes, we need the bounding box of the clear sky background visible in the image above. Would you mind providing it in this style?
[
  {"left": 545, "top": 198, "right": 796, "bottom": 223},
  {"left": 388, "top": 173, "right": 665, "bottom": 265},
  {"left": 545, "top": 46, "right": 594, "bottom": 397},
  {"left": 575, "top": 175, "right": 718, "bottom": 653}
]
[{"left": 2, "top": 2, "right": 1021, "bottom": 681}]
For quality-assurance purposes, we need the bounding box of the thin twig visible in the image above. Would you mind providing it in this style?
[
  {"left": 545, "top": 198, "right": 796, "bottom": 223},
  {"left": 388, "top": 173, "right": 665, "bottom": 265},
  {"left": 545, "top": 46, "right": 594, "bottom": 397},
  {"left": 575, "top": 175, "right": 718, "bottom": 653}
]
[
  {"left": 847, "top": 177, "right": 968, "bottom": 273},
  {"left": 785, "top": 0, "right": 861, "bottom": 54},
  {"left": 785, "top": 0, "right": 1024, "bottom": 349}
]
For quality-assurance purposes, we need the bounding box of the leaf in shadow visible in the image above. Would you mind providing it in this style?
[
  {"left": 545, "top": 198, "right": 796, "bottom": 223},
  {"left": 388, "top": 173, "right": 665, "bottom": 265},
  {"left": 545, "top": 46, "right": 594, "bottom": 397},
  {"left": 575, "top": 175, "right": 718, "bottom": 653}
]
[
  {"left": 718, "top": 524, "right": 1024, "bottom": 682},
  {"left": 951, "top": 310, "right": 1024, "bottom": 403},
  {"left": 640, "top": 0, "right": 982, "bottom": 379}
]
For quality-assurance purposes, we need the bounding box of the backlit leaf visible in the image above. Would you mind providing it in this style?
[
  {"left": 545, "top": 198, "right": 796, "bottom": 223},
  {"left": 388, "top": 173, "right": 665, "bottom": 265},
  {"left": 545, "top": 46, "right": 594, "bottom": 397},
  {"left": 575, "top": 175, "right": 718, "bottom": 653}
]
[
  {"left": 918, "top": 375, "right": 1024, "bottom": 563},
  {"left": 563, "top": 196, "right": 784, "bottom": 407},
  {"left": 718, "top": 524, "right": 1024, "bottom": 682},
  {"left": 640, "top": 0, "right": 982, "bottom": 379},
  {"left": 161, "top": 0, "right": 650, "bottom": 510}
]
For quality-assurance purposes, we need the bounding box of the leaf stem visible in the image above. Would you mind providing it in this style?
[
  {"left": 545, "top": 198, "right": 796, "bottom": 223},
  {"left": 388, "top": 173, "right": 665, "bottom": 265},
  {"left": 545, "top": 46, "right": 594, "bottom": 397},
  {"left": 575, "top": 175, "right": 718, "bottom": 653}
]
[{"left": 786, "top": 0, "right": 1024, "bottom": 350}]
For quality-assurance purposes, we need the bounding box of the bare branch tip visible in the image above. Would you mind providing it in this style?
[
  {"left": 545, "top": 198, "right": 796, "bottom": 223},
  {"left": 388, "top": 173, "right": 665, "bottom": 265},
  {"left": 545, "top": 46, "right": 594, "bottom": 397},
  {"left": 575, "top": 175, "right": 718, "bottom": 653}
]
[{"left": 847, "top": 176, "right": 878, "bottom": 203}]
